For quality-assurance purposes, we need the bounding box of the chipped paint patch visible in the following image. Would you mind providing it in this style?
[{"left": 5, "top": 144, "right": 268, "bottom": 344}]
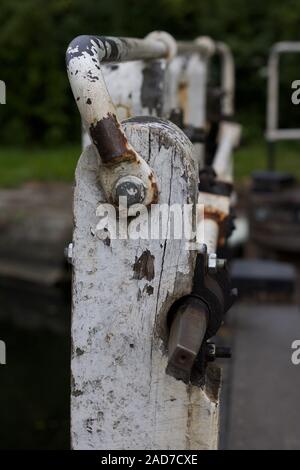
[
  {"left": 132, "top": 250, "right": 155, "bottom": 281},
  {"left": 141, "top": 61, "right": 165, "bottom": 115}
]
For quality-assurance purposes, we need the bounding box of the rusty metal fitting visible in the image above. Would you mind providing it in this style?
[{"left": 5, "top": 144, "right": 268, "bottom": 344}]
[
  {"left": 66, "top": 34, "right": 165, "bottom": 207},
  {"left": 166, "top": 250, "right": 236, "bottom": 383},
  {"left": 199, "top": 191, "right": 231, "bottom": 248},
  {"left": 114, "top": 176, "right": 146, "bottom": 206},
  {"left": 166, "top": 297, "right": 209, "bottom": 383}
]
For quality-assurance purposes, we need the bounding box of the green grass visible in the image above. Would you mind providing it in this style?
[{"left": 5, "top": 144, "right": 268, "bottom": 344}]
[
  {"left": 0, "top": 145, "right": 80, "bottom": 187},
  {"left": 234, "top": 139, "right": 300, "bottom": 182},
  {"left": 0, "top": 140, "right": 300, "bottom": 188}
]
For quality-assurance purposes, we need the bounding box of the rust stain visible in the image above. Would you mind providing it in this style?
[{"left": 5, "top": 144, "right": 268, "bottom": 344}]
[
  {"left": 105, "top": 333, "right": 113, "bottom": 343},
  {"left": 178, "top": 81, "right": 188, "bottom": 124},
  {"left": 89, "top": 113, "right": 137, "bottom": 164},
  {"left": 204, "top": 363, "right": 221, "bottom": 404},
  {"left": 204, "top": 206, "right": 229, "bottom": 246},
  {"left": 148, "top": 172, "right": 159, "bottom": 203},
  {"left": 204, "top": 206, "right": 227, "bottom": 224},
  {"left": 132, "top": 250, "right": 155, "bottom": 281}
]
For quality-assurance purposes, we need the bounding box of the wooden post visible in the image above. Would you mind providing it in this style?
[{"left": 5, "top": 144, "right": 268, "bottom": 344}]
[{"left": 71, "top": 117, "right": 221, "bottom": 449}]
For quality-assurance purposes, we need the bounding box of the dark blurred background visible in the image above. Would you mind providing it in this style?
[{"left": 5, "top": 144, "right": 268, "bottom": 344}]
[
  {"left": 1, "top": 0, "right": 300, "bottom": 449},
  {"left": 0, "top": 0, "right": 300, "bottom": 184},
  {"left": 0, "top": 0, "right": 300, "bottom": 147}
]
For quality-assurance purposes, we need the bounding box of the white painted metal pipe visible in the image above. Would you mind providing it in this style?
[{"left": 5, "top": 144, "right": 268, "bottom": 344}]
[
  {"left": 177, "top": 39, "right": 235, "bottom": 117},
  {"left": 67, "top": 34, "right": 177, "bottom": 205},
  {"left": 215, "top": 42, "right": 235, "bottom": 116},
  {"left": 212, "top": 121, "right": 241, "bottom": 183},
  {"left": 186, "top": 53, "right": 208, "bottom": 130},
  {"left": 198, "top": 191, "right": 231, "bottom": 253},
  {"left": 181, "top": 39, "right": 235, "bottom": 116},
  {"left": 198, "top": 217, "right": 219, "bottom": 254},
  {"left": 66, "top": 34, "right": 171, "bottom": 161}
]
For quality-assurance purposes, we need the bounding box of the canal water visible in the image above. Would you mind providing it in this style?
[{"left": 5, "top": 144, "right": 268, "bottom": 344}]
[{"left": 0, "top": 278, "right": 71, "bottom": 449}]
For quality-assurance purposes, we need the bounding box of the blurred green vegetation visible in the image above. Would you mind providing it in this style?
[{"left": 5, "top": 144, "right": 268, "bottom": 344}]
[
  {"left": 0, "top": 145, "right": 79, "bottom": 187},
  {"left": 0, "top": 0, "right": 300, "bottom": 147},
  {"left": 234, "top": 140, "right": 300, "bottom": 181},
  {"left": 0, "top": 0, "right": 300, "bottom": 186},
  {"left": 0, "top": 140, "right": 299, "bottom": 187}
]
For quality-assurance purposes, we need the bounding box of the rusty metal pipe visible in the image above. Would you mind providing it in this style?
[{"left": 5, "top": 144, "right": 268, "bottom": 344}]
[
  {"left": 66, "top": 35, "right": 169, "bottom": 163},
  {"left": 198, "top": 218, "right": 219, "bottom": 254},
  {"left": 212, "top": 121, "right": 241, "bottom": 183},
  {"left": 215, "top": 42, "right": 235, "bottom": 117},
  {"left": 177, "top": 40, "right": 214, "bottom": 57},
  {"left": 66, "top": 34, "right": 175, "bottom": 205}
]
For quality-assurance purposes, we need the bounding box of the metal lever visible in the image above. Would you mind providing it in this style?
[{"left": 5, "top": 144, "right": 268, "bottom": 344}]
[
  {"left": 66, "top": 33, "right": 175, "bottom": 206},
  {"left": 166, "top": 247, "right": 237, "bottom": 384},
  {"left": 166, "top": 296, "right": 209, "bottom": 383}
]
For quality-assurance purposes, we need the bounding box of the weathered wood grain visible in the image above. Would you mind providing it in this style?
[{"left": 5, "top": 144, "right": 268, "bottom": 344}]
[{"left": 71, "top": 117, "right": 221, "bottom": 449}]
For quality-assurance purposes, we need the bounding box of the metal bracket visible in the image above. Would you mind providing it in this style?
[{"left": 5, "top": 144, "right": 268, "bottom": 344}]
[{"left": 166, "top": 247, "right": 237, "bottom": 384}]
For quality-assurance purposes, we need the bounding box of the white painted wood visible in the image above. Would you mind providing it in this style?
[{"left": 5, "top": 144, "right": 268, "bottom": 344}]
[{"left": 71, "top": 118, "right": 221, "bottom": 449}]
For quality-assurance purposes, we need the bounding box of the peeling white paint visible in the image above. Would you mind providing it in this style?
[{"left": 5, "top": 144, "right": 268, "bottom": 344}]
[{"left": 71, "top": 118, "right": 221, "bottom": 449}]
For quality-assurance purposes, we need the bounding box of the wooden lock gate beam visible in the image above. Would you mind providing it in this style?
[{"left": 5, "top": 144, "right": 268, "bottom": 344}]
[{"left": 67, "top": 32, "right": 238, "bottom": 450}]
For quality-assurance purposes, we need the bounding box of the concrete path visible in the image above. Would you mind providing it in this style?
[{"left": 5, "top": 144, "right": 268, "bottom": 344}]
[{"left": 226, "top": 303, "right": 300, "bottom": 449}]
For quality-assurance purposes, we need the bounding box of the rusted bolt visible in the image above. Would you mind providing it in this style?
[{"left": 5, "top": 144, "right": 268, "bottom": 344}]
[{"left": 114, "top": 176, "right": 146, "bottom": 206}]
